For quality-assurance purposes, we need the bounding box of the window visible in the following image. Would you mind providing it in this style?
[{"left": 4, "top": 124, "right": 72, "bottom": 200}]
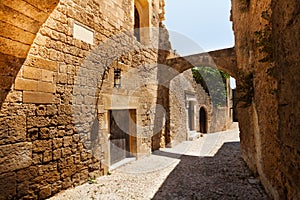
[
  {"left": 134, "top": 6, "right": 141, "bottom": 42},
  {"left": 134, "top": 0, "right": 150, "bottom": 44}
]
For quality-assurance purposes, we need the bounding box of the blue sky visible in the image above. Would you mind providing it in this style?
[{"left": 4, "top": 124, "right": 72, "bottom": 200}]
[
  {"left": 164, "top": 0, "right": 234, "bottom": 54},
  {"left": 164, "top": 0, "right": 236, "bottom": 88}
]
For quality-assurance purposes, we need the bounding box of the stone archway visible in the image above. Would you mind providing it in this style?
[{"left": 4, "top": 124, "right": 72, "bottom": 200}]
[
  {"left": 163, "top": 47, "right": 237, "bottom": 145},
  {"left": 166, "top": 47, "right": 238, "bottom": 78},
  {"left": 0, "top": 0, "right": 59, "bottom": 106}
]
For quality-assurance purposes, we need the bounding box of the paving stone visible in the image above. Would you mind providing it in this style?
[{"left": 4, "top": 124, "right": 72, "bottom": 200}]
[{"left": 49, "top": 124, "right": 269, "bottom": 200}]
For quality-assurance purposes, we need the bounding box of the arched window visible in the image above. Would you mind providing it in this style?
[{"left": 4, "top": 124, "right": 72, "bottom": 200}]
[
  {"left": 134, "top": 0, "right": 150, "bottom": 44},
  {"left": 134, "top": 6, "right": 140, "bottom": 42}
]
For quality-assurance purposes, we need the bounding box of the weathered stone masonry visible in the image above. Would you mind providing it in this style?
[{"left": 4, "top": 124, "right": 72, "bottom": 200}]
[
  {"left": 0, "top": 0, "right": 167, "bottom": 199},
  {"left": 232, "top": 0, "right": 300, "bottom": 199}
]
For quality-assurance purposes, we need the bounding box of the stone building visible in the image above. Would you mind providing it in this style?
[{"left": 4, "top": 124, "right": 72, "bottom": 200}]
[
  {"left": 169, "top": 69, "right": 233, "bottom": 145},
  {"left": 0, "top": 0, "right": 167, "bottom": 198}
]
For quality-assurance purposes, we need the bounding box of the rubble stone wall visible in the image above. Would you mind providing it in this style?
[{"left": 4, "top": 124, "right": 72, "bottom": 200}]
[{"left": 231, "top": 0, "right": 300, "bottom": 198}]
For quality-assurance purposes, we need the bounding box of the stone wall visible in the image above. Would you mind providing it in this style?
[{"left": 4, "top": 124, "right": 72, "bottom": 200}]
[
  {"left": 0, "top": 0, "right": 59, "bottom": 109},
  {"left": 169, "top": 70, "right": 212, "bottom": 144},
  {"left": 231, "top": 0, "right": 300, "bottom": 198},
  {"left": 170, "top": 69, "right": 233, "bottom": 145},
  {"left": 0, "top": 0, "right": 166, "bottom": 199}
]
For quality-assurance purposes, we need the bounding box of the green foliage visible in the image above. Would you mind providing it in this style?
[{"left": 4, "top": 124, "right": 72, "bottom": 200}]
[
  {"left": 192, "top": 66, "right": 229, "bottom": 107},
  {"left": 88, "top": 176, "right": 97, "bottom": 184}
]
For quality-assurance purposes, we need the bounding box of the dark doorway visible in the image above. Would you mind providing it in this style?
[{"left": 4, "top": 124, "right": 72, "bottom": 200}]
[
  {"left": 134, "top": 6, "right": 140, "bottom": 42},
  {"left": 188, "top": 101, "right": 195, "bottom": 131},
  {"left": 199, "top": 107, "right": 207, "bottom": 133},
  {"left": 110, "top": 110, "right": 137, "bottom": 165}
]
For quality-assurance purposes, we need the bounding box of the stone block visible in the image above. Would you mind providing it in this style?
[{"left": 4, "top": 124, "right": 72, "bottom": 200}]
[
  {"left": 74, "top": 153, "right": 81, "bottom": 164},
  {"left": 16, "top": 166, "right": 38, "bottom": 182},
  {"left": 14, "top": 78, "right": 38, "bottom": 91},
  {"left": 73, "top": 134, "right": 80, "bottom": 143},
  {"left": 41, "top": 69, "right": 54, "bottom": 82},
  {"left": 5, "top": 90, "right": 22, "bottom": 102},
  {"left": 32, "top": 140, "right": 51, "bottom": 153},
  {"left": 0, "top": 116, "right": 26, "bottom": 145},
  {"left": 36, "top": 105, "right": 47, "bottom": 116},
  {"left": 27, "top": 128, "right": 39, "bottom": 141},
  {"left": 103, "top": 94, "right": 139, "bottom": 110},
  {"left": 57, "top": 73, "right": 68, "bottom": 84},
  {"left": 62, "top": 177, "right": 72, "bottom": 190},
  {"left": 46, "top": 105, "right": 58, "bottom": 115},
  {"left": 53, "top": 138, "right": 63, "bottom": 149},
  {"left": 0, "top": 172, "right": 16, "bottom": 200},
  {"left": 17, "top": 180, "right": 30, "bottom": 198},
  {"left": 59, "top": 64, "right": 68, "bottom": 73},
  {"left": 32, "top": 153, "right": 42, "bottom": 165},
  {"left": 25, "top": 56, "right": 57, "bottom": 71},
  {"left": 51, "top": 180, "right": 62, "bottom": 195},
  {"left": 61, "top": 147, "right": 72, "bottom": 158},
  {"left": 38, "top": 81, "right": 56, "bottom": 93},
  {"left": 27, "top": 116, "right": 50, "bottom": 128},
  {"left": 0, "top": 142, "right": 32, "bottom": 173},
  {"left": 23, "top": 91, "right": 54, "bottom": 104},
  {"left": 23, "top": 66, "right": 42, "bottom": 80},
  {"left": 40, "top": 127, "right": 55, "bottom": 139},
  {"left": 63, "top": 136, "right": 73, "bottom": 147},
  {"left": 58, "top": 104, "right": 72, "bottom": 115},
  {"left": 39, "top": 185, "right": 51, "bottom": 199},
  {"left": 43, "top": 150, "right": 52, "bottom": 163},
  {"left": 53, "top": 149, "right": 61, "bottom": 160}
]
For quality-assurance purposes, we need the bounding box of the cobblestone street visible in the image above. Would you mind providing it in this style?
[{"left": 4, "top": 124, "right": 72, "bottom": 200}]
[{"left": 49, "top": 123, "right": 269, "bottom": 200}]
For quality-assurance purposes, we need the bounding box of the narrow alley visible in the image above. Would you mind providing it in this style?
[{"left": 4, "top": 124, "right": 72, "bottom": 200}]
[{"left": 49, "top": 123, "right": 268, "bottom": 200}]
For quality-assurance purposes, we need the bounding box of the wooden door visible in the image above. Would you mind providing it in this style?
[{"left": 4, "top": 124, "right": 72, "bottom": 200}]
[{"left": 110, "top": 110, "right": 130, "bottom": 165}]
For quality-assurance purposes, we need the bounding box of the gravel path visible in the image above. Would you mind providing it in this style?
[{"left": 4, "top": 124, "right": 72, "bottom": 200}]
[{"left": 49, "top": 123, "right": 269, "bottom": 200}]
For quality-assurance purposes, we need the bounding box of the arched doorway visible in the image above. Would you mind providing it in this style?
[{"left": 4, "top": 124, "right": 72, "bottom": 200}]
[
  {"left": 199, "top": 107, "right": 207, "bottom": 133},
  {"left": 134, "top": 6, "right": 140, "bottom": 42}
]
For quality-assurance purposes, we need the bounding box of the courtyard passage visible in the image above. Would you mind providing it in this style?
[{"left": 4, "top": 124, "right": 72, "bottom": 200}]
[{"left": 49, "top": 123, "right": 268, "bottom": 200}]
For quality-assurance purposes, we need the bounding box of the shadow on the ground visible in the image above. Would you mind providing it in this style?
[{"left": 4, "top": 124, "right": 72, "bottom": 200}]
[
  {"left": 152, "top": 142, "right": 269, "bottom": 200},
  {"left": 152, "top": 149, "right": 187, "bottom": 159}
]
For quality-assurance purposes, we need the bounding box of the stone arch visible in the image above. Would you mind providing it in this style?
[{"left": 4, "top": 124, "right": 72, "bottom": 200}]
[
  {"left": 134, "top": 0, "right": 150, "bottom": 44},
  {"left": 0, "top": 0, "right": 59, "bottom": 106},
  {"left": 199, "top": 106, "right": 208, "bottom": 133},
  {"left": 166, "top": 47, "right": 238, "bottom": 78}
]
